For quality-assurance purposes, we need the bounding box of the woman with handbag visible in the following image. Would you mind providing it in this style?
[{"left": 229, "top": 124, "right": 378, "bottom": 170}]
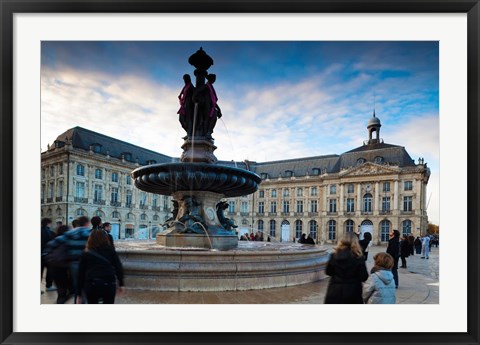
[{"left": 77, "top": 229, "right": 125, "bottom": 304}]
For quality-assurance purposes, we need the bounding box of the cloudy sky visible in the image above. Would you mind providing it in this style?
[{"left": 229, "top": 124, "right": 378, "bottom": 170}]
[{"left": 41, "top": 41, "right": 439, "bottom": 224}]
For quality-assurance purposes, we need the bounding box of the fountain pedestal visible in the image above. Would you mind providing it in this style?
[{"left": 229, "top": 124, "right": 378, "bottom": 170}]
[{"left": 157, "top": 191, "right": 238, "bottom": 250}]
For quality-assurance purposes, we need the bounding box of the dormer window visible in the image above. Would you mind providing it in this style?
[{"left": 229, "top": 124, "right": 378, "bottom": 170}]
[
  {"left": 91, "top": 143, "right": 102, "bottom": 153},
  {"left": 260, "top": 173, "right": 268, "bottom": 180},
  {"left": 356, "top": 158, "right": 366, "bottom": 165},
  {"left": 146, "top": 160, "right": 157, "bottom": 165},
  {"left": 374, "top": 156, "right": 384, "bottom": 164},
  {"left": 285, "top": 170, "right": 293, "bottom": 178},
  {"left": 312, "top": 168, "right": 320, "bottom": 176},
  {"left": 121, "top": 152, "right": 132, "bottom": 161}
]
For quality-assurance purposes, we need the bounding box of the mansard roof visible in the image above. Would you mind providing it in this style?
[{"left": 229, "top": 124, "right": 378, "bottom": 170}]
[
  {"left": 51, "top": 126, "right": 174, "bottom": 165},
  {"left": 250, "top": 155, "right": 340, "bottom": 179},
  {"left": 335, "top": 142, "right": 416, "bottom": 171},
  {"left": 45, "top": 127, "right": 418, "bottom": 176}
]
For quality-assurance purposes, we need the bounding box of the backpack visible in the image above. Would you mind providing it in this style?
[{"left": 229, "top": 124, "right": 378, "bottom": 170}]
[{"left": 45, "top": 242, "right": 69, "bottom": 268}]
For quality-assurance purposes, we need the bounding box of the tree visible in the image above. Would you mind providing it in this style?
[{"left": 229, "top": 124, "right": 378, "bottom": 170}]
[{"left": 427, "top": 223, "right": 439, "bottom": 235}]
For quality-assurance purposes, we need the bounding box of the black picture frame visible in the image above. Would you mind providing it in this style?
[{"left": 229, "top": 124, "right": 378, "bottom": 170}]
[{"left": 1, "top": 1, "right": 479, "bottom": 344}]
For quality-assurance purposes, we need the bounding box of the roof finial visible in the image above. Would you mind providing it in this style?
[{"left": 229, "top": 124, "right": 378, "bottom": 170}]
[{"left": 373, "top": 93, "right": 376, "bottom": 118}]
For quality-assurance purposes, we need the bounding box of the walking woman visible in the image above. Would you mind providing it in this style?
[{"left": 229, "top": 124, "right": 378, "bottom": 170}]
[
  {"left": 77, "top": 229, "right": 125, "bottom": 304},
  {"left": 324, "top": 233, "right": 369, "bottom": 304}
]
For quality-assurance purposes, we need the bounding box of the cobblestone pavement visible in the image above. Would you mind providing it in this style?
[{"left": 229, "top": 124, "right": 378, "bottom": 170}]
[{"left": 41, "top": 245, "right": 439, "bottom": 304}]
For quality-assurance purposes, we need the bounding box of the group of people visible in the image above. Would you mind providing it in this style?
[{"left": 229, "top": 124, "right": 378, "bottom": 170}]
[
  {"left": 298, "top": 233, "right": 316, "bottom": 245},
  {"left": 41, "top": 216, "right": 124, "bottom": 304},
  {"left": 325, "top": 230, "right": 398, "bottom": 304},
  {"left": 239, "top": 231, "right": 269, "bottom": 242},
  {"left": 325, "top": 230, "right": 437, "bottom": 304}
]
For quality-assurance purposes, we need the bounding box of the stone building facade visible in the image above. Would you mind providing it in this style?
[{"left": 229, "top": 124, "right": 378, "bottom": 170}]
[
  {"left": 41, "top": 127, "right": 173, "bottom": 239},
  {"left": 41, "top": 114, "right": 430, "bottom": 244},
  {"left": 226, "top": 115, "right": 430, "bottom": 244}
]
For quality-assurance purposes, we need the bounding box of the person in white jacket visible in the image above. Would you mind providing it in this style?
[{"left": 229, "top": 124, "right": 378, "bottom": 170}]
[{"left": 363, "top": 252, "right": 396, "bottom": 304}]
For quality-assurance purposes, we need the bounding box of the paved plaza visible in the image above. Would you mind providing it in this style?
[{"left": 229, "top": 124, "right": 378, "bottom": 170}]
[{"left": 41, "top": 244, "right": 439, "bottom": 304}]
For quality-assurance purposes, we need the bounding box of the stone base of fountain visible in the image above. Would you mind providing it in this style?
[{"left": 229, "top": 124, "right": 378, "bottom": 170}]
[
  {"left": 156, "top": 231, "right": 238, "bottom": 251},
  {"left": 116, "top": 241, "right": 330, "bottom": 292}
]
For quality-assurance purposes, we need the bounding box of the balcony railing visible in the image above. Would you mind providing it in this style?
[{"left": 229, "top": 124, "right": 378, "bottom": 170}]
[
  {"left": 152, "top": 206, "right": 161, "bottom": 212},
  {"left": 227, "top": 211, "right": 236, "bottom": 216},
  {"left": 46, "top": 197, "right": 53, "bottom": 203},
  {"left": 93, "top": 199, "right": 106, "bottom": 205},
  {"left": 268, "top": 212, "right": 277, "bottom": 216},
  {"left": 380, "top": 210, "right": 391, "bottom": 215},
  {"left": 361, "top": 211, "right": 373, "bottom": 215},
  {"left": 140, "top": 204, "right": 148, "bottom": 209},
  {"left": 294, "top": 212, "right": 304, "bottom": 216},
  {"left": 126, "top": 202, "right": 133, "bottom": 208},
  {"left": 74, "top": 197, "right": 88, "bottom": 203},
  {"left": 308, "top": 212, "right": 318, "bottom": 217},
  {"left": 240, "top": 212, "right": 249, "bottom": 216},
  {"left": 327, "top": 211, "right": 337, "bottom": 215},
  {"left": 55, "top": 196, "right": 63, "bottom": 202},
  {"left": 281, "top": 212, "right": 289, "bottom": 216},
  {"left": 110, "top": 201, "right": 122, "bottom": 207},
  {"left": 401, "top": 210, "right": 414, "bottom": 215},
  {"left": 256, "top": 212, "right": 265, "bottom": 216}
]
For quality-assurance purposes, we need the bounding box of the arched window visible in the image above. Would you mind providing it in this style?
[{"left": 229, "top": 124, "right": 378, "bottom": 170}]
[
  {"left": 269, "top": 220, "right": 276, "bottom": 237},
  {"left": 76, "top": 208, "right": 86, "bottom": 216},
  {"left": 140, "top": 213, "right": 147, "bottom": 221},
  {"left": 111, "top": 211, "right": 120, "bottom": 219},
  {"left": 76, "top": 164, "right": 85, "bottom": 176},
  {"left": 95, "top": 210, "right": 104, "bottom": 217},
  {"left": 363, "top": 193, "right": 373, "bottom": 212},
  {"left": 345, "top": 219, "right": 354, "bottom": 233},
  {"left": 258, "top": 220, "right": 264, "bottom": 232},
  {"left": 328, "top": 220, "right": 336, "bottom": 240},
  {"left": 309, "top": 220, "right": 317, "bottom": 239},
  {"left": 402, "top": 219, "right": 412, "bottom": 237},
  {"left": 380, "top": 220, "right": 391, "bottom": 242},
  {"left": 153, "top": 215, "right": 159, "bottom": 221},
  {"left": 357, "top": 158, "right": 366, "bottom": 165},
  {"left": 127, "top": 213, "right": 134, "bottom": 220},
  {"left": 295, "top": 220, "right": 303, "bottom": 239}
]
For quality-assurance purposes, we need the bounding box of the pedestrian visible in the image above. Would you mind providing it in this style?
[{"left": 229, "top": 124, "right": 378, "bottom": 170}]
[
  {"left": 408, "top": 234, "right": 415, "bottom": 256},
  {"left": 400, "top": 235, "right": 410, "bottom": 268},
  {"left": 362, "top": 252, "right": 396, "bottom": 304},
  {"left": 299, "top": 233, "right": 307, "bottom": 244},
  {"left": 421, "top": 234, "right": 431, "bottom": 259},
  {"left": 267, "top": 236, "right": 271, "bottom": 242},
  {"left": 386, "top": 229, "right": 400, "bottom": 288},
  {"left": 324, "top": 232, "right": 369, "bottom": 304},
  {"left": 414, "top": 236, "right": 422, "bottom": 254},
  {"left": 91, "top": 216, "right": 102, "bottom": 230},
  {"left": 102, "top": 222, "right": 115, "bottom": 247},
  {"left": 306, "top": 234, "right": 316, "bottom": 245},
  {"left": 358, "top": 231, "right": 372, "bottom": 261},
  {"left": 250, "top": 232, "right": 255, "bottom": 241},
  {"left": 44, "top": 216, "right": 92, "bottom": 302},
  {"left": 49, "top": 224, "right": 73, "bottom": 303},
  {"left": 41, "top": 218, "right": 56, "bottom": 292},
  {"left": 77, "top": 229, "right": 125, "bottom": 304}
]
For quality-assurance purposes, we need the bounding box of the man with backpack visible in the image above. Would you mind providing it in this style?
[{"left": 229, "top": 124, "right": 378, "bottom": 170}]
[{"left": 44, "top": 216, "right": 92, "bottom": 303}]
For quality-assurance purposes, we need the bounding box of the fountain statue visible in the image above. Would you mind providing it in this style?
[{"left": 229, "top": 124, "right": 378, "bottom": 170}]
[{"left": 131, "top": 47, "right": 261, "bottom": 250}]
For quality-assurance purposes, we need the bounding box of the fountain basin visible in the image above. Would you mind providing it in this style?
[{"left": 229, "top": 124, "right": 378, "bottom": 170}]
[
  {"left": 116, "top": 241, "right": 329, "bottom": 292},
  {"left": 131, "top": 162, "right": 261, "bottom": 197}
]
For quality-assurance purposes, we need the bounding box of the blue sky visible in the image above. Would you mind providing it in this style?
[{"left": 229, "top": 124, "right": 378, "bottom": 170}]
[{"left": 41, "top": 41, "right": 439, "bottom": 223}]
